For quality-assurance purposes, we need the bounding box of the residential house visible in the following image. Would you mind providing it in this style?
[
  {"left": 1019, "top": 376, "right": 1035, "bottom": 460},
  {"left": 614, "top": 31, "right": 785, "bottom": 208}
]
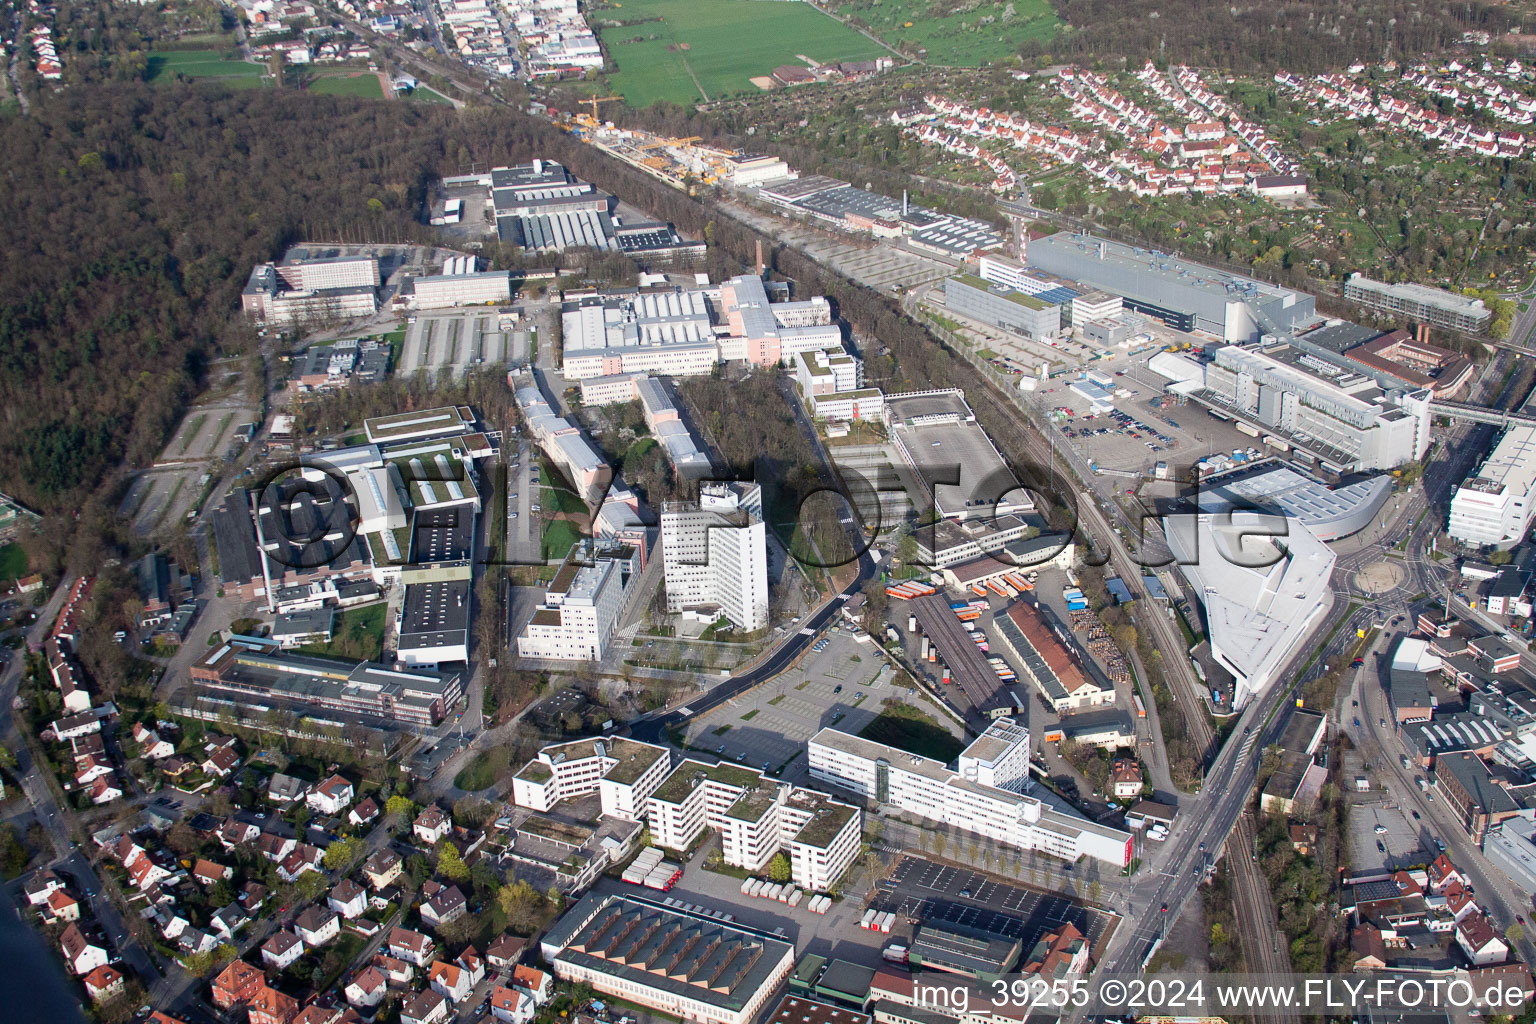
[
  {"left": 240, "top": 882, "right": 269, "bottom": 912},
  {"left": 388, "top": 926, "right": 434, "bottom": 966},
  {"left": 211, "top": 959, "right": 266, "bottom": 1009},
  {"left": 193, "top": 859, "right": 233, "bottom": 887},
  {"left": 429, "top": 960, "right": 473, "bottom": 1003},
  {"left": 1021, "top": 923, "right": 1090, "bottom": 979},
  {"left": 414, "top": 805, "right": 450, "bottom": 844},
  {"left": 278, "top": 843, "right": 323, "bottom": 883},
  {"left": 61, "top": 924, "right": 108, "bottom": 976},
  {"left": 83, "top": 965, "right": 125, "bottom": 1004},
  {"left": 329, "top": 878, "right": 368, "bottom": 919},
  {"left": 132, "top": 723, "right": 176, "bottom": 760},
  {"left": 307, "top": 774, "right": 354, "bottom": 816},
  {"left": 89, "top": 776, "right": 124, "bottom": 805},
  {"left": 295, "top": 905, "right": 340, "bottom": 947},
  {"left": 485, "top": 934, "right": 525, "bottom": 970},
  {"left": 1458, "top": 913, "right": 1511, "bottom": 965},
  {"left": 24, "top": 869, "right": 64, "bottom": 906},
  {"left": 420, "top": 884, "right": 467, "bottom": 929},
  {"left": 247, "top": 984, "right": 300, "bottom": 1024},
  {"left": 364, "top": 849, "right": 402, "bottom": 889},
  {"left": 349, "top": 796, "right": 380, "bottom": 828},
  {"left": 261, "top": 930, "right": 305, "bottom": 971},
  {"left": 1110, "top": 760, "right": 1143, "bottom": 800},
  {"left": 268, "top": 773, "right": 308, "bottom": 804},
  {"left": 41, "top": 888, "right": 80, "bottom": 924},
  {"left": 511, "top": 964, "right": 552, "bottom": 1005},
  {"left": 178, "top": 926, "right": 219, "bottom": 957},
  {"left": 401, "top": 988, "right": 450, "bottom": 1024},
  {"left": 457, "top": 946, "right": 485, "bottom": 986},
  {"left": 1429, "top": 854, "right": 1468, "bottom": 894},
  {"left": 254, "top": 833, "right": 297, "bottom": 863},
  {"left": 1289, "top": 824, "right": 1319, "bottom": 855},
  {"left": 211, "top": 904, "right": 249, "bottom": 941},
  {"left": 201, "top": 746, "right": 240, "bottom": 778},
  {"left": 490, "top": 986, "right": 535, "bottom": 1024},
  {"left": 373, "top": 953, "right": 415, "bottom": 986},
  {"left": 346, "top": 966, "right": 388, "bottom": 1009},
  {"left": 293, "top": 1006, "right": 347, "bottom": 1024},
  {"left": 219, "top": 818, "right": 260, "bottom": 850}
]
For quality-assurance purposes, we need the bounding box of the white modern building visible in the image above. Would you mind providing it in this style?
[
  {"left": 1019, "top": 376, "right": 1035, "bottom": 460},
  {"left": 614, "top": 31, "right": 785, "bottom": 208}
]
[
  {"left": 795, "top": 347, "right": 862, "bottom": 396},
  {"left": 808, "top": 719, "right": 1132, "bottom": 867},
  {"left": 414, "top": 270, "right": 512, "bottom": 310},
  {"left": 516, "top": 544, "right": 637, "bottom": 661},
  {"left": 241, "top": 251, "right": 381, "bottom": 325},
  {"left": 511, "top": 737, "right": 671, "bottom": 822},
  {"left": 1449, "top": 424, "right": 1536, "bottom": 549},
  {"left": 1162, "top": 511, "right": 1337, "bottom": 709},
  {"left": 1199, "top": 340, "right": 1433, "bottom": 472},
  {"left": 646, "top": 760, "right": 862, "bottom": 891},
  {"left": 660, "top": 482, "right": 769, "bottom": 632}
]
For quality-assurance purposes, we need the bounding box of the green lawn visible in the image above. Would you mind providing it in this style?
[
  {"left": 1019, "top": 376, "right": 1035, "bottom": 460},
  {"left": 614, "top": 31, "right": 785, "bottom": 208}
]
[
  {"left": 454, "top": 750, "right": 497, "bottom": 791},
  {"left": 146, "top": 50, "right": 266, "bottom": 83},
  {"left": 541, "top": 519, "right": 584, "bottom": 561},
  {"left": 858, "top": 701, "right": 964, "bottom": 762},
  {"left": 596, "top": 0, "right": 887, "bottom": 107},
  {"left": 404, "top": 84, "right": 454, "bottom": 105},
  {"left": 834, "top": 0, "right": 1058, "bottom": 65},
  {"left": 0, "top": 543, "right": 27, "bottom": 582},
  {"left": 306, "top": 72, "right": 385, "bottom": 99},
  {"left": 297, "top": 603, "right": 387, "bottom": 662}
]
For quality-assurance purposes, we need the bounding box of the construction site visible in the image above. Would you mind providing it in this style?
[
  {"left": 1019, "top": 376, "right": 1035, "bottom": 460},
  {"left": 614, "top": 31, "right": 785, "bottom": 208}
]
[{"left": 557, "top": 105, "right": 795, "bottom": 195}]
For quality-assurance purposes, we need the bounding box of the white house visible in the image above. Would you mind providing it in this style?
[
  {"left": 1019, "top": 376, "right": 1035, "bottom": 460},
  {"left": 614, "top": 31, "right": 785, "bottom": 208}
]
[
  {"left": 307, "top": 775, "right": 355, "bottom": 816},
  {"left": 429, "top": 960, "right": 473, "bottom": 1003},
  {"left": 262, "top": 930, "right": 306, "bottom": 971},
  {"left": 329, "top": 879, "right": 368, "bottom": 920},
  {"left": 60, "top": 924, "right": 108, "bottom": 976},
  {"left": 296, "top": 906, "right": 340, "bottom": 947},
  {"left": 346, "top": 966, "right": 388, "bottom": 1009},
  {"left": 490, "top": 986, "right": 535, "bottom": 1024}
]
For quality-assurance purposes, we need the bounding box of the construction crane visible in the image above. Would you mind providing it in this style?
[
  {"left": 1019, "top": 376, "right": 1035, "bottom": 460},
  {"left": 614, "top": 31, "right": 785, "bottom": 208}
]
[{"left": 585, "top": 94, "right": 623, "bottom": 121}]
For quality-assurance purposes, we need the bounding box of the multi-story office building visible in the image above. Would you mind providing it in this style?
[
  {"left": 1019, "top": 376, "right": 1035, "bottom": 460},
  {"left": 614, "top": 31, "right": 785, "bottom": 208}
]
[
  {"left": 943, "top": 275, "right": 1061, "bottom": 340},
  {"left": 514, "top": 383, "right": 610, "bottom": 505},
  {"left": 1028, "top": 232, "right": 1316, "bottom": 341},
  {"left": 808, "top": 719, "right": 1132, "bottom": 867},
  {"left": 516, "top": 543, "right": 637, "bottom": 661},
  {"left": 1449, "top": 424, "right": 1536, "bottom": 549},
  {"left": 660, "top": 482, "right": 769, "bottom": 632},
  {"left": 1345, "top": 273, "right": 1492, "bottom": 334},
  {"left": 795, "top": 347, "right": 862, "bottom": 396},
  {"left": 241, "top": 250, "right": 381, "bottom": 325},
  {"left": 646, "top": 760, "right": 861, "bottom": 891},
  {"left": 511, "top": 737, "right": 671, "bottom": 822},
  {"left": 413, "top": 270, "right": 512, "bottom": 310},
  {"left": 188, "top": 635, "right": 463, "bottom": 730},
  {"left": 1199, "top": 340, "right": 1432, "bottom": 472}
]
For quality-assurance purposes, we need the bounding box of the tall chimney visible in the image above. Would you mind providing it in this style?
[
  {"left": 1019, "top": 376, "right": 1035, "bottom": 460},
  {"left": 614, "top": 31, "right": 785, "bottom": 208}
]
[
  {"left": 1417, "top": 322, "right": 1430, "bottom": 345},
  {"left": 755, "top": 239, "right": 764, "bottom": 277}
]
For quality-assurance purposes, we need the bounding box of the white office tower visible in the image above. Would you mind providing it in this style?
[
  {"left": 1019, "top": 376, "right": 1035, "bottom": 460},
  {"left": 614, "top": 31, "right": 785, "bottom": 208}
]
[
  {"left": 958, "top": 718, "right": 1031, "bottom": 793},
  {"left": 660, "top": 482, "right": 769, "bottom": 631},
  {"left": 1449, "top": 424, "right": 1536, "bottom": 549}
]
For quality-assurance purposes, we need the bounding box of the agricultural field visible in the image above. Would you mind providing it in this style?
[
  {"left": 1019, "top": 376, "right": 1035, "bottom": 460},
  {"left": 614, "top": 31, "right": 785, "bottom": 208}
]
[
  {"left": 305, "top": 71, "right": 386, "bottom": 99},
  {"left": 834, "top": 0, "right": 1058, "bottom": 66},
  {"left": 594, "top": 0, "right": 888, "bottom": 107},
  {"left": 145, "top": 49, "right": 267, "bottom": 85}
]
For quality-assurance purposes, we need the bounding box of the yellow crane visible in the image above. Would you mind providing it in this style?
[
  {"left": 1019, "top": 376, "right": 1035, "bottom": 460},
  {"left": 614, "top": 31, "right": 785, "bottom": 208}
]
[{"left": 585, "top": 94, "right": 623, "bottom": 121}]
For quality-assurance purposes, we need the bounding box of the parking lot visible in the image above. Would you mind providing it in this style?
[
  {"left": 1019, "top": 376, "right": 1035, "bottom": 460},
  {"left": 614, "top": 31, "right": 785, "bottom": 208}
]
[
  {"left": 118, "top": 467, "right": 205, "bottom": 538},
  {"left": 1347, "top": 789, "right": 1436, "bottom": 872},
  {"left": 503, "top": 438, "right": 540, "bottom": 565},
  {"left": 681, "top": 630, "right": 950, "bottom": 781},
  {"left": 158, "top": 402, "right": 256, "bottom": 464},
  {"left": 873, "top": 854, "right": 1117, "bottom": 956}
]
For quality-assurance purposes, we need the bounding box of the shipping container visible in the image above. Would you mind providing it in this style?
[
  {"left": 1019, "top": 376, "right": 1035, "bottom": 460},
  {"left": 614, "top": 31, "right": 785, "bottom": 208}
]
[
  {"left": 1133, "top": 694, "right": 1147, "bottom": 718},
  {"left": 950, "top": 600, "right": 969, "bottom": 610},
  {"left": 1263, "top": 434, "right": 1290, "bottom": 451},
  {"left": 861, "top": 909, "right": 877, "bottom": 930},
  {"left": 908, "top": 615, "right": 917, "bottom": 632},
  {"left": 880, "top": 912, "right": 895, "bottom": 933},
  {"left": 787, "top": 889, "right": 802, "bottom": 907},
  {"left": 971, "top": 584, "right": 990, "bottom": 597},
  {"left": 741, "top": 879, "right": 755, "bottom": 896},
  {"left": 1236, "top": 421, "right": 1260, "bottom": 437}
]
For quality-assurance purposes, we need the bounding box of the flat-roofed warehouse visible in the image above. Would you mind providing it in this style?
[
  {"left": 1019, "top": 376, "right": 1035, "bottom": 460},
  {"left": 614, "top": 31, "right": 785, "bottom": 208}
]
[
  {"left": 540, "top": 893, "right": 795, "bottom": 1024},
  {"left": 884, "top": 390, "right": 1033, "bottom": 522},
  {"left": 1027, "top": 232, "right": 1317, "bottom": 341},
  {"left": 364, "top": 406, "right": 476, "bottom": 445}
]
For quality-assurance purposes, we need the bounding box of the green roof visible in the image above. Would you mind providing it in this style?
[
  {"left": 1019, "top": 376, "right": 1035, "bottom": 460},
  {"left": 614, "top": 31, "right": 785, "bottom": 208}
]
[
  {"left": 792, "top": 802, "right": 858, "bottom": 849},
  {"left": 952, "top": 274, "right": 1051, "bottom": 310},
  {"left": 516, "top": 761, "right": 553, "bottom": 783},
  {"left": 652, "top": 760, "right": 762, "bottom": 804},
  {"left": 725, "top": 787, "right": 778, "bottom": 824}
]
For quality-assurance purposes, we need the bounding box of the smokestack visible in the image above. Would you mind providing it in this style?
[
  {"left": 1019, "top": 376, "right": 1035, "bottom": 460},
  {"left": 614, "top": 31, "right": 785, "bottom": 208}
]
[
  {"left": 902, "top": 189, "right": 909, "bottom": 216},
  {"left": 1416, "top": 322, "right": 1430, "bottom": 345},
  {"left": 1098, "top": 241, "right": 1106, "bottom": 260},
  {"left": 755, "top": 239, "right": 764, "bottom": 277}
]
